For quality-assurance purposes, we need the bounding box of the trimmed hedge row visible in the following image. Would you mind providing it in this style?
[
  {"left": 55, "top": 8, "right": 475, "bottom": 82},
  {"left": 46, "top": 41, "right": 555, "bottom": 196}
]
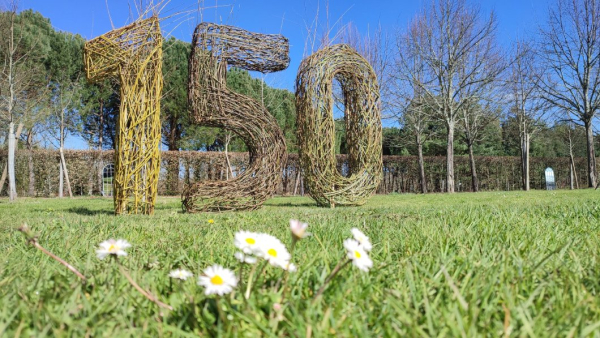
[{"left": 0, "top": 149, "right": 590, "bottom": 197}]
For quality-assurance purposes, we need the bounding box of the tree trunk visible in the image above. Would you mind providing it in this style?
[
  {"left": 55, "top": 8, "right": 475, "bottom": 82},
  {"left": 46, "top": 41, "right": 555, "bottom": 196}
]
[
  {"left": 8, "top": 122, "right": 17, "bottom": 201},
  {"left": 467, "top": 141, "right": 479, "bottom": 192},
  {"left": 1, "top": 123, "right": 23, "bottom": 196},
  {"left": 59, "top": 156, "right": 64, "bottom": 198},
  {"left": 165, "top": 110, "right": 182, "bottom": 194},
  {"left": 98, "top": 98, "right": 104, "bottom": 195},
  {"left": 59, "top": 113, "right": 73, "bottom": 198},
  {"left": 0, "top": 162, "right": 6, "bottom": 196},
  {"left": 568, "top": 127, "right": 579, "bottom": 189},
  {"left": 59, "top": 146, "right": 73, "bottom": 198},
  {"left": 570, "top": 160, "right": 574, "bottom": 190},
  {"left": 27, "top": 129, "right": 35, "bottom": 196},
  {"left": 520, "top": 132, "right": 530, "bottom": 191},
  {"left": 416, "top": 136, "right": 427, "bottom": 194},
  {"left": 224, "top": 132, "right": 234, "bottom": 180},
  {"left": 446, "top": 123, "right": 455, "bottom": 193},
  {"left": 97, "top": 157, "right": 104, "bottom": 196},
  {"left": 166, "top": 158, "right": 179, "bottom": 195},
  {"left": 584, "top": 120, "right": 597, "bottom": 188}
]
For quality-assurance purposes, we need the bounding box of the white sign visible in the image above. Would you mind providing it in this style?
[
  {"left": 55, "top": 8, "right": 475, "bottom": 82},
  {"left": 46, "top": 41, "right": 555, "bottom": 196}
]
[{"left": 545, "top": 167, "right": 556, "bottom": 190}]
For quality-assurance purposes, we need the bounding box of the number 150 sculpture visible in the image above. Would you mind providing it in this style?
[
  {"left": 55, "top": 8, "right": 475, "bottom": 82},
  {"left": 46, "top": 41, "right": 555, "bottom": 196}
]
[{"left": 84, "top": 16, "right": 382, "bottom": 215}]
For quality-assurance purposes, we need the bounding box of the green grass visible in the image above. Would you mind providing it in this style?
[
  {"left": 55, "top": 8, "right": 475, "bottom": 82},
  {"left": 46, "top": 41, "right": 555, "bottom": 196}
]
[{"left": 1, "top": 190, "right": 600, "bottom": 336}]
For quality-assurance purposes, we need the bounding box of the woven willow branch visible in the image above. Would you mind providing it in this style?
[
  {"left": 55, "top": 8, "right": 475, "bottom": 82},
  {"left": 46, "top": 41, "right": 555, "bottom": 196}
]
[
  {"left": 84, "top": 17, "right": 163, "bottom": 215},
  {"left": 182, "top": 23, "right": 290, "bottom": 212},
  {"left": 295, "top": 44, "right": 383, "bottom": 207}
]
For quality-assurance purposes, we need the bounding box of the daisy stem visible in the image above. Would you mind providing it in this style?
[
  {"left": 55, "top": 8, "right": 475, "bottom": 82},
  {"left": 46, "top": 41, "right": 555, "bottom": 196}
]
[
  {"left": 276, "top": 238, "right": 297, "bottom": 296},
  {"left": 215, "top": 297, "right": 227, "bottom": 324},
  {"left": 290, "top": 238, "right": 297, "bottom": 259},
  {"left": 313, "top": 258, "right": 351, "bottom": 301},
  {"left": 245, "top": 260, "right": 268, "bottom": 299},
  {"left": 237, "top": 264, "right": 244, "bottom": 290},
  {"left": 278, "top": 271, "right": 291, "bottom": 303},
  {"left": 244, "top": 263, "right": 258, "bottom": 299},
  {"left": 118, "top": 264, "right": 173, "bottom": 310}
]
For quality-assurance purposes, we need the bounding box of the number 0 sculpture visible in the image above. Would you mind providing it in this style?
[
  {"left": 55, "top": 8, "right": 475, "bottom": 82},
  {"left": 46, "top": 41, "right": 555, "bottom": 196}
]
[
  {"left": 182, "top": 23, "right": 289, "bottom": 212},
  {"left": 84, "top": 17, "right": 163, "bottom": 215},
  {"left": 295, "top": 44, "right": 383, "bottom": 207}
]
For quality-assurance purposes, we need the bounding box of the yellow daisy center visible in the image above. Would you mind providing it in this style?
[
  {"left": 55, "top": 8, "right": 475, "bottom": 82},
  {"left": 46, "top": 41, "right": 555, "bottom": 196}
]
[
  {"left": 210, "top": 275, "right": 224, "bottom": 285},
  {"left": 108, "top": 244, "right": 116, "bottom": 252},
  {"left": 245, "top": 238, "right": 256, "bottom": 245},
  {"left": 268, "top": 248, "right": 277, "bottom": 257},
  {"left": 354, "top": 250, "right": 361, "bottom": 259}
]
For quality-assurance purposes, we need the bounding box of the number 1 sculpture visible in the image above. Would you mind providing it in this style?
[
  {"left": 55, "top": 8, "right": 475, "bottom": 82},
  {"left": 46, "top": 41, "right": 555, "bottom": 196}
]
[{"left": 84, "top": 17, "right": 163, "bottom": 215}]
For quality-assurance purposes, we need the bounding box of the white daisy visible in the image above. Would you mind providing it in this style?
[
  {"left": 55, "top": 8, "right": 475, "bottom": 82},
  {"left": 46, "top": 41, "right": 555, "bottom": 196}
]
[
  {"left": 285, "top": 262, "right": 297, "bottom": 272},
  {"left": 351, "top": 228, "right": 373, "bottom": 252},
  {"left": 290, "top": 219, "right": 310, "bottom": 240},
  {"left": 198, "top": 264, "right": 238, "bottom": 296},
  {"left": 343, "top": 239, "right": 373, "bottom": 272},
  {"left": 96, "top": 239, "right": 131, "bottom": 260},
  {"left": 234, "top": 252, "right": 257, "bottom": 264},
  {"left": 234, "top": 231, "right": 262, "bottom": 254},
  {"left": 169, "top": 269, "right": 193, "bottom": 280},
  {"left": 255, "top": 234, "right": 291, "bottom": 269}
]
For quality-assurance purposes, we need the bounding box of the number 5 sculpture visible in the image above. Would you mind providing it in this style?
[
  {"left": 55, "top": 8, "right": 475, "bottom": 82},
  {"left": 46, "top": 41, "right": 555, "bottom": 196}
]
[
  {"left": 182, "top": 23, "right": 289, "bottom": 212},
  {"left": 84, "top": 17, "right": 163, "bottom": 215}
]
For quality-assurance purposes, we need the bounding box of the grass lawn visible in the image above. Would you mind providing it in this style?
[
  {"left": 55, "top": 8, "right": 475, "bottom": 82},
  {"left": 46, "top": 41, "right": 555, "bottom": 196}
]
[{"left": 1, "top": 190, "right": 599, "bottom": 336}]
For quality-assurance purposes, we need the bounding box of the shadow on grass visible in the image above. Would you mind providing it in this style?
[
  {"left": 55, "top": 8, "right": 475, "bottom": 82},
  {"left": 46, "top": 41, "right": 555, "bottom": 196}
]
[
  {"left": 264, "top": 202, "right": 318, "bottom": 208},
  {"left": 67, "top": 207, "right": 114, "bottom": 216}
]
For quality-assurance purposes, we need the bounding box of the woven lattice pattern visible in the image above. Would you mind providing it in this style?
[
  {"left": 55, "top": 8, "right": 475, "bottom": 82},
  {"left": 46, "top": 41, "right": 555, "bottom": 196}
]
[
  {"left": 84, "top": 17, "right": 163, "bottom": 215},
  {"left": 182, "top": 23, "right": 289, "bottom": 212},
  {"left": 295, "top": 44, "right": 383, "bottom": 207}
]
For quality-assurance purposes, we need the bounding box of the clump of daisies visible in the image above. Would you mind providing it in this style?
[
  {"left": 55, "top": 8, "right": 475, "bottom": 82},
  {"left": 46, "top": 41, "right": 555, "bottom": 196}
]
[
  {"left": 232, "top": 220, "right": 309, "bottom": 299},
  {"left": 314, "top": 227, "right": 373, "bottom": 299}
]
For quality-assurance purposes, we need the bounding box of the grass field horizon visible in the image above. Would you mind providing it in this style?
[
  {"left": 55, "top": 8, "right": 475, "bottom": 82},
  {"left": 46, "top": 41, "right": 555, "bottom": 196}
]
[{"left": 1, "top": 190, "right": 599, "bottom": 336}]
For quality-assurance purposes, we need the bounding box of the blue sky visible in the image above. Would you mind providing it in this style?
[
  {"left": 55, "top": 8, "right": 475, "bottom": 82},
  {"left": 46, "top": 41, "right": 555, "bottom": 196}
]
[{"left": 20, "top": 0, "right": 553, "bottom": 149}]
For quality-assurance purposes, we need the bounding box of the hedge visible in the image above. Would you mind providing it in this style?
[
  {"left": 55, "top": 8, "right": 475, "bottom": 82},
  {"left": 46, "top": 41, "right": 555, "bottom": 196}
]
[{"left": 0, "top": 149, "right": 591, "bottom": 197}]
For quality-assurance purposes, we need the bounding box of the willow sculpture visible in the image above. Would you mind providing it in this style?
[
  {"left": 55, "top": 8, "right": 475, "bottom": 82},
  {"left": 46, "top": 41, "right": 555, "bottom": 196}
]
[
  {"left": 295, "top": 44, "right": 383, "bottom": 207},
  {"left": 84, "top": 17, "right": 163, "bottom": 215},
  {"left": 182, "top": 23, "right": 289, "bottom": 212}
]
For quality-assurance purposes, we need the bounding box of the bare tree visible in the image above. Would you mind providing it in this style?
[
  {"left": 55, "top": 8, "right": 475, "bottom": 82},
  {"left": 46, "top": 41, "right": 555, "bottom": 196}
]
[
  {"left": 457, "top": 94, "right": 501, "bottom": 192},
  {"left": 400, "top": 98, "right": 438, "bottom": 193},
  {"left": 1, "top": 2, "right": 34, "bottom": 199},
  {"left": 538, "top": 0, "right": 600, "bottom": 188},
  {"left": 0, "top": 2, "right": 20, "bottom": 201},
  {"left": 396, "top": 0, "right": 504, "bottom": 192},
  {"left": 0, "top": 1, "right": 47, "bottom": 199},
  {"left": 506, "top": 41, "right": 546, "bottom": 191},
  {"left": 561, "top": 117, "right": 580, "bottom": 189},
  {"left": 44, "top": 78, "right": 81, "bottom": 198},
  {"left": 341, "top": 22, "right": 393, "bottom": 117},
  {"left": 392, "top": 21, "right": 438, "bottom": 193}
]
